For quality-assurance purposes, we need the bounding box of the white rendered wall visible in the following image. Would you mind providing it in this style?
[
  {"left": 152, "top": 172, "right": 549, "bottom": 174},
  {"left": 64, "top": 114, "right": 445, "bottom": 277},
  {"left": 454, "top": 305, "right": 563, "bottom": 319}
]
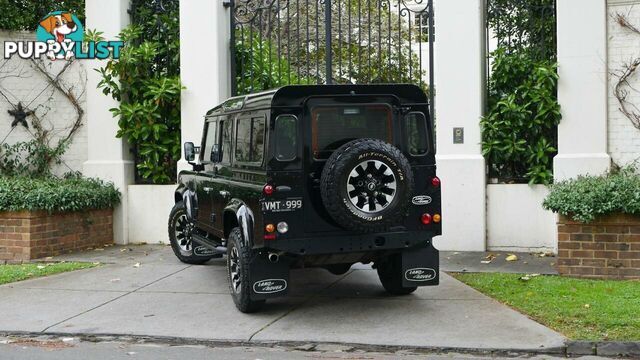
[
  {"left": 433, "top": 0, "right": 486, "bottom": 251},
  {"left": 487, "top": 185, "right": 557, "bottom": 253},
  {"left": 555, "top": 0, "right": 610, "bottom": 181},
  {"left": 83, "top": 0, "right": 134, "bottom": 244},
  {"left": 179, "top": 0, "right": 231, "bottom": 171},
  {"left": 607, "top": 0, "right": 640, "bottom": 167},
  {"left": 0, "top": 31, "right": 87, "bottom": 177},
  {"left": 128, "top": 185, "right": 175, "bottom": 244}
]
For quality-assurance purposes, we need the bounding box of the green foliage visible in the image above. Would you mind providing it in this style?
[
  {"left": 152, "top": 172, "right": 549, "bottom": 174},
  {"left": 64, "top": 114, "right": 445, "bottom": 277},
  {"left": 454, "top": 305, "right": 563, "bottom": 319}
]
[
  {"left": 0, "top": 140, "right": 68, "bottom": 178},
  {"left": 481, "top": 49, "right": 561, "bottom": 184},
  {"left": 543, "top": 167, "right": 640, "bottom": 223},
  {"left": 483, "top": 0, "right": 559, "bottom": 184},
  {"left": 97, "top": 0, "right": 181, "bottom": 184},
  {"left": 454, "top": 272, "right": 640, "bottom": 341},
  {"left": 0, "top": 175, "right": 121, "bottom": 213},
  {"left": 0, "top": 0, "right": 85, "bottom": 31},
  {"left": 235, "top": 36, "right": 313, "bottom": 95},
  {"left": 0, "top": 262, "right": 98, "bottom": 285}
]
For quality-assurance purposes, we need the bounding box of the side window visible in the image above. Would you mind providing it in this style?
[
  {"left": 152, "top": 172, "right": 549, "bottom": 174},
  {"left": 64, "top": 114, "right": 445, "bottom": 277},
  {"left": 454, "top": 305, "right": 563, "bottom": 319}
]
[
  {"left": 221, "top": 119, "right": 233, "bottom": 164},
  {"left": 235, "top": 116, "right": 266, "bottom": 165},
  {"left": 405, "top": 112, "right": 429, "bottom": 156},
  {"left": 275, "top": 115, "right": 297, "bottom": 161},
  {"left": 202, "top": 120, "right": 219, "bottom": 163}
]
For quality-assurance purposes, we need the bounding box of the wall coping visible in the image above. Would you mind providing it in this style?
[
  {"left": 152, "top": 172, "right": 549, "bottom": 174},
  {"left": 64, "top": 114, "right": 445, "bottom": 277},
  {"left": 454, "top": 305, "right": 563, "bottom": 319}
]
[
  {"left": 559, "top": 213, "right": 640, "bottom": 225},
  {"left": 0, "top": 208, "right": 113, "bottom": 219}
]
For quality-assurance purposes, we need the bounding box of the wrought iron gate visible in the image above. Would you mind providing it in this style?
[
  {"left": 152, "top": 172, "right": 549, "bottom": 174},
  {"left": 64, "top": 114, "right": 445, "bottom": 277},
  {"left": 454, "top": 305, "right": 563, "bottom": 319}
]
[{"left": 229, "top": 0, "right": 434, "bottom": 116}]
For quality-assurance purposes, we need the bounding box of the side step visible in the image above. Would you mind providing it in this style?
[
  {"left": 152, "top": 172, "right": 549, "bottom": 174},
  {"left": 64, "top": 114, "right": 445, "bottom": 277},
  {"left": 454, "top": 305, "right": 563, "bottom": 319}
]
[{"left": 191, "top": 233, "right": 227, "bottom": 257}]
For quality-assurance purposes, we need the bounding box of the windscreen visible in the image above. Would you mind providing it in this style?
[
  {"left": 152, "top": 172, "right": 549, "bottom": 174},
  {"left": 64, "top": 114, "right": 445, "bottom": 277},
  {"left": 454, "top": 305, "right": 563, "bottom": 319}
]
[{"left": 311, "top": 105, "right": 392, "bottom": 159}]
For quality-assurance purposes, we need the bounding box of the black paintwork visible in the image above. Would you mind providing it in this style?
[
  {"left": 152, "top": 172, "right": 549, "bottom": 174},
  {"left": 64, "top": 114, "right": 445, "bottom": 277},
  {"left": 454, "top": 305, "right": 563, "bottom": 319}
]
[{"left": 175, "top": 84, "right": 441, "bottom": 270}]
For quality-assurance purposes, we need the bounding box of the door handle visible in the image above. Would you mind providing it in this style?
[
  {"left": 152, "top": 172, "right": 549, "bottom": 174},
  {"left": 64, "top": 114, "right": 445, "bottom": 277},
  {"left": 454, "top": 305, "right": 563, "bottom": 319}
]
[
  {"left": 203, "top": 187, "right": 214, "bottom": 193},
  {"left": 219, "top": 190, "right": 231, "bottom": 198}
]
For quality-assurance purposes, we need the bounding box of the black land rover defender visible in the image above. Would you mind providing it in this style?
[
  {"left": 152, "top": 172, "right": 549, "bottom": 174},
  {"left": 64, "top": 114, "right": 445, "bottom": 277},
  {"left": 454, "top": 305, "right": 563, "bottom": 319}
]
[{"left": 169, "top": 84, "right": 441, "bottom": 313}]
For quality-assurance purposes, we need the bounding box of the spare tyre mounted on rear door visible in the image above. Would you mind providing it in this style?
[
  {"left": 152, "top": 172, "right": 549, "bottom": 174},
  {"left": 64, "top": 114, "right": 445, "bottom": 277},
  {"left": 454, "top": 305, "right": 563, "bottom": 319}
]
[{"left": 320, "top": 138, "right": 414, "bottom": 233}]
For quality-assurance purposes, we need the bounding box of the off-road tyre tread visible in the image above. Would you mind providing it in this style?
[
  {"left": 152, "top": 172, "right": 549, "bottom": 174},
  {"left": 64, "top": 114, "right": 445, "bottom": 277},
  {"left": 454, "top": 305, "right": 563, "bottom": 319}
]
[
  {"left": 227, "top": 227, "right": 265, "bottom": 313},
  {"left": 320, "top": 138, "right": 414, "bottom": 233},
  {"left": 168, "top": 201, "right": 213, "bottom": 265}
]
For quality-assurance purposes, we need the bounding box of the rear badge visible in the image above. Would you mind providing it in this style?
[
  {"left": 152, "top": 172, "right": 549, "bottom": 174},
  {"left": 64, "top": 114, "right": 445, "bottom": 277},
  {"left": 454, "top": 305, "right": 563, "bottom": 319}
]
[
  {"left": 405, "top": 268, "right": 437, "bottom": 282},
  {"left": 253, "top": 279, "right": 287, "bottom": 294},
  {"left": 412, "top": 195, "right": 432, "bottom": 206}
]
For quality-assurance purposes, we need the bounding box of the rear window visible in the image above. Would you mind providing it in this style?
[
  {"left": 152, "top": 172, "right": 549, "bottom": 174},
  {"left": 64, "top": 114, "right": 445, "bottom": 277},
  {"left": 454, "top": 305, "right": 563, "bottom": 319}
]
[{"left": 311, "top": 105, "right": 392, "bottom": 159}]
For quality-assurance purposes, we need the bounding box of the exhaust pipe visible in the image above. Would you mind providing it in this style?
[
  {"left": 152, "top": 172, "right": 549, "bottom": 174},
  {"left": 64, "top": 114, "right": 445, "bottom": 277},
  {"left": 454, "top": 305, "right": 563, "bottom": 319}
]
[{"left": 268, "top": 252, "right": 280, "bottom": 263}]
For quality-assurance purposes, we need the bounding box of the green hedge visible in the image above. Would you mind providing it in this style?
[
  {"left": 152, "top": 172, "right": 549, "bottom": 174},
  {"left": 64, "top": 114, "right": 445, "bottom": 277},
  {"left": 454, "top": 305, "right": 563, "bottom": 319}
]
[
  {"left": 543, "top": 168, "right": 640, "bottom": 223},
  {"left": 0, "top": 176, "right": 121, "bottom": 213}
]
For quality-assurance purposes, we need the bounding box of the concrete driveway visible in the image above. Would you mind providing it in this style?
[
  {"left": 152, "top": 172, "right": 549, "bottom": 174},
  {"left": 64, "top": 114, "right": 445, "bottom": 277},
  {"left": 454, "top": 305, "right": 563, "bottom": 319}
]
[{"left": 0, "top": 246, "right": 565, "bottom": 353}]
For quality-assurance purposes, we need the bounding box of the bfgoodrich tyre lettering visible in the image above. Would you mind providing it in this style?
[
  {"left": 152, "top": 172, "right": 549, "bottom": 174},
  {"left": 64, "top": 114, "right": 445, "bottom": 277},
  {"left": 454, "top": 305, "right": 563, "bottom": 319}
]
[{"left": 320, "top": 138, "right": 414, "bottom": 233}]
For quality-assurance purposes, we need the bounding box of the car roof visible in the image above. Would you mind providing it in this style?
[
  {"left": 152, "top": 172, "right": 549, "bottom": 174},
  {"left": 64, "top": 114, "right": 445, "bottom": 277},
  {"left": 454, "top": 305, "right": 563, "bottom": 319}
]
[{"left": 205, "top": 84, "right": 428, "bottom": 117}]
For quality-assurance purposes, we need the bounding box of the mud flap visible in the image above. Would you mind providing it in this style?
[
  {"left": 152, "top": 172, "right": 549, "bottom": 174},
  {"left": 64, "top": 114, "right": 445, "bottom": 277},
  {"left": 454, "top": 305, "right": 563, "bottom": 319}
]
[
  {"left": 401, "top": 240, "right": 439, "bottom": 287},
  {"left": 248, "top": 253, "right": 290, "bottom": 300}
]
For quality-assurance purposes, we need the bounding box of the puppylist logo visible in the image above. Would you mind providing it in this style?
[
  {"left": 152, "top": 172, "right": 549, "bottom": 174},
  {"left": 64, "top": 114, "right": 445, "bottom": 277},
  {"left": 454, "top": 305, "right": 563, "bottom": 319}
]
[{"left": 4, "top": 11, "right": 124, "bottom": 61}]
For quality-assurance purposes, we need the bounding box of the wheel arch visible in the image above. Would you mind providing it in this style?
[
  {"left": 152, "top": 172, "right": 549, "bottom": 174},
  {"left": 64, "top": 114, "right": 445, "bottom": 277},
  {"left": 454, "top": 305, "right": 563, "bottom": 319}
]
[{"left": 224, "top": 201, "right": 255, "bottom": 248}]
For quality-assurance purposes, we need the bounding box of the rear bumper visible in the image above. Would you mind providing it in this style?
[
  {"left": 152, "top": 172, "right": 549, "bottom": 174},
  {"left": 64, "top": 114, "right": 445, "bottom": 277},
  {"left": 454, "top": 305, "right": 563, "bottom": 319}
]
[{"left": 261, "top": 230, "right": 437, "bottom": 256}]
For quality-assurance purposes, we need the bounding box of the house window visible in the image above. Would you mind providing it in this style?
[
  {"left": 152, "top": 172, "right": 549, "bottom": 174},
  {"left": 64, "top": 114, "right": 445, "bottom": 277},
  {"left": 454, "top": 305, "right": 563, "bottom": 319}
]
[{"left": 414, "top": 12, "right": 434, "bottom": 40}]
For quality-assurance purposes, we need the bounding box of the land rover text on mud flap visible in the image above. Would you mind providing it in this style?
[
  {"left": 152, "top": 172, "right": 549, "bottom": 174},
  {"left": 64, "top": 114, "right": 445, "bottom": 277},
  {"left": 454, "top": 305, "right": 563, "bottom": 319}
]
[{"left": 169, "top": 85, "right": 441, "bottom": 313}]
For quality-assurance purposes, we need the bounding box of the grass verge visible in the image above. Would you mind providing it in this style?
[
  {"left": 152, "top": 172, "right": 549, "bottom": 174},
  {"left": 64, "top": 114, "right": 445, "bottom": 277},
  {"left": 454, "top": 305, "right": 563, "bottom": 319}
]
[
  {"left": 452, "top": 272, "right": 640, "bottom": 341},
  {"left": 0, "top": 262, "right": 98, "bottom": 285}
]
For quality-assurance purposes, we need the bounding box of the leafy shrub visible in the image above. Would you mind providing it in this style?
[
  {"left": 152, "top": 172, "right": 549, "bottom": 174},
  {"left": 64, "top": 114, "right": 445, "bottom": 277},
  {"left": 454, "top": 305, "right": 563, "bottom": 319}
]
[
  {"left": 543, "top": 168, "right": 640, "bottom": 223},
  {"left": 481, "top": 49, "right": 561, "bottom": 184},
  {"left": 0, "top": 140, "right": 68, "bottom": 178},
  {"left": 0, "top": 176, "right": 121, "bottom": 213},
  {"left": 0, "top": 0, "right": 85, "bottom": 31},
  {"left": 97, "top": 0, "right": 181, "bottom": 184}
]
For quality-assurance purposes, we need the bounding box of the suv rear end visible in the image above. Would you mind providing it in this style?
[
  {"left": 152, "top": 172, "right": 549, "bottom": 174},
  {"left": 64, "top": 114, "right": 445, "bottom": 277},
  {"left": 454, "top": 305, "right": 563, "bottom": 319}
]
[{"left": 259, "top": 84, "right": 441, "bottom": 300}]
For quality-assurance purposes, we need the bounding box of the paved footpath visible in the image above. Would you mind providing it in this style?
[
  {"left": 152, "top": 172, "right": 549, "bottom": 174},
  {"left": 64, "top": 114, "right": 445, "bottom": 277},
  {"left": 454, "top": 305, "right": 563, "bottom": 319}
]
[{"left": 0, "top": 246, "right": 565, "bottom": 353}]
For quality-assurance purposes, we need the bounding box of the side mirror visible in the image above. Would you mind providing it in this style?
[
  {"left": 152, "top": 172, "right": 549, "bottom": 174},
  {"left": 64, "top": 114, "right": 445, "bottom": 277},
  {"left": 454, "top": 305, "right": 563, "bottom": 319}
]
[{"left": 184, "top": 142, "right": 196, "bottom": 162}]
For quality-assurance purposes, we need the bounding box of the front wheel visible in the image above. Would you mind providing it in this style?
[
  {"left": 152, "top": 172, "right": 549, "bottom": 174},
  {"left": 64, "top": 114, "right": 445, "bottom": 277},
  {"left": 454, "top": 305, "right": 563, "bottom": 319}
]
[
  {"left": 376, "top": 254, "right": 417, "bottom": 295},
  {"left": 227, "top": 227, "right": 265, "bottom": 313},
  {"left": 168, "top": 201, "right": 214, "bottom": 265}
]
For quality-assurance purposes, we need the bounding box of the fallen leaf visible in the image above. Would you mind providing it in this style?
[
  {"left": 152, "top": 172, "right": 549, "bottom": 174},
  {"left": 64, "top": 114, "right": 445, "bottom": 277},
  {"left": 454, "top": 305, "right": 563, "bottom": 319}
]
[
  {"left": 506, "top": 254, "right": 518, "bottom": 262},
  {"left": 36, "top": 265, "right": 46, "bottom": 270},
  {"left": 94, "top": 248, "right": 104, "bottom": 252},
  {"left": 109, "top": 278, "right": 121, "bottom": 283},
  {"left": 133, "top": 263, "right": 141, "bottom": 268},
  {"left": 92, "top": 262, "right": 101, "bottom": 265},
  {"left": 480, "top": 260, "right": 492, "bottom": 264},
  {"left": 519, "top": 276, "right": 531, "bottom": 281},
  {"left": 120, "top": 248, "right": 128, "bottom": 253},
  {"left": 61, "top": 338, "right": 74, "bottom": 343},
  {"left": 584, "top": 304, "right": 590, "bottom": 309}
]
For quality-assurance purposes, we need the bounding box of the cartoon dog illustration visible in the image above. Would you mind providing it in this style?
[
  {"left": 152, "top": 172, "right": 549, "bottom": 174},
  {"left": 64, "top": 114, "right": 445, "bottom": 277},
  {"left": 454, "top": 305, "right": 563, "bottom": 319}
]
[{"left": 39, "top": 13, "right": 78, "bottom": 60}]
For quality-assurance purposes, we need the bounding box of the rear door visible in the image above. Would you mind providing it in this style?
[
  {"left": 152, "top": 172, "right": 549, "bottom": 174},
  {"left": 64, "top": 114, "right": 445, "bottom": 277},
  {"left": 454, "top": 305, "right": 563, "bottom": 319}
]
[{"left": 302, "top": 97, "right": 399, "bottom": 233}]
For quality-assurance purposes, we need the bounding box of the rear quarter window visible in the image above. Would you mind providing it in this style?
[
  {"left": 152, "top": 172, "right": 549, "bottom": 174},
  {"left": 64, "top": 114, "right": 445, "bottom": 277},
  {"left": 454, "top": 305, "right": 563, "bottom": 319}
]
[
  {"left": 275, "top": 115, "right": 298, "bottom": 161},
  {"left": 404, "top": 112, "right": 429, "bottom": 156}
]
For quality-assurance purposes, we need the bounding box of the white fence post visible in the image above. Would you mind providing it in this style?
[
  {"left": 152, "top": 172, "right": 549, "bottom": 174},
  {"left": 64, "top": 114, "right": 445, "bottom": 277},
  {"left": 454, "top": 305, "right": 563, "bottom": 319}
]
[
  {"left": 178, "top": 0, "right": 232, "bottom": 172},
  {"left": 83, "top": 0, "right": 134, "bottom": 245},
  {"left": 434, "top": 0, "right": 487, "bottom": 251},
  {"left": 554, "top": 0, "right": 610, "bottom": 181}
]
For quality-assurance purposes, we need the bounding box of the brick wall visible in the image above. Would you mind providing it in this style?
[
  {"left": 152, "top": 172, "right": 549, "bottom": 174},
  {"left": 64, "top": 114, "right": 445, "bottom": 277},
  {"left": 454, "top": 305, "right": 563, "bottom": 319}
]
[
  {"left": 0, "top": 209, "right": 113, "bottom": 263},
  {"left": 608, "top": 1, "right": 640, "bottom": 167},
  {"left": 557, "top": 214, "right": 640, "bottom": 279},
  {"left": 0, "top": 31, "right": 87, "bottom": 176}
]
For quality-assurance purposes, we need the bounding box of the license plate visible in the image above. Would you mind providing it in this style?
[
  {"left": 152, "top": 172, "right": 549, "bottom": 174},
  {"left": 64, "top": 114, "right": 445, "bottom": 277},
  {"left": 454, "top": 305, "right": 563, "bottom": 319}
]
[{"left": 262, "top": 198, "right": 303, "bottom": 212}]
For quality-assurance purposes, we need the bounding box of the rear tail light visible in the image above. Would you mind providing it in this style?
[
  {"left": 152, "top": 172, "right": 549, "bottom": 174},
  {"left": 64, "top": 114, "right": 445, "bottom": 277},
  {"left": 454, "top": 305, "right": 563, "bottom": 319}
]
[
  {"left": 264, "top": 234, "right": 276, "bottom": 241},
  {"left": 421, "top": 213, "right": 432, "bottom": 225},
  {"left": 431, "top": 176, "right": 441, "bottom": 187},
  {"left": 263, "top": 184, "right": 274, "bottom": 196}
]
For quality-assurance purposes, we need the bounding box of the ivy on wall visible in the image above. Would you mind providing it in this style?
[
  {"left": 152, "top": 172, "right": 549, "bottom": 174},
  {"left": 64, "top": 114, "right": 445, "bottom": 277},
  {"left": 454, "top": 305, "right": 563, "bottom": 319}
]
[{"left": 482, "top": 0, "right": 560, "bottom": 185}]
